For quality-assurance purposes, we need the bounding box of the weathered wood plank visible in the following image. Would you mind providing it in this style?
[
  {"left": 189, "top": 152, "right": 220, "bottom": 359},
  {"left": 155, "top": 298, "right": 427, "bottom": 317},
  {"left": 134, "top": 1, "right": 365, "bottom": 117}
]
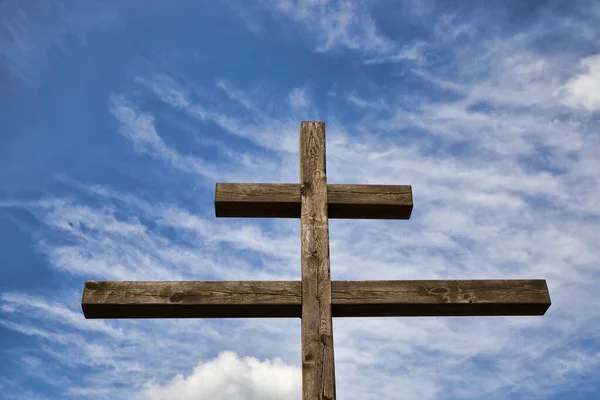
[
  {"left": 331, "top": 279, "right": 551, "bottom": 317},
  {"left": 215, "top": 183, "right": 413, "bottom": 219},
  {"left": 329, "top": 184, "right": 413, "bottom": 219},
  {"left": 215, "top": 183, "right": 299, "bottom": 218},
  {"left": 82, "top": 280, "right": 551, "bottom": 319},
  {"left": 300, "top": 121, "right": 336, "bottom": 400},
  {"left": 81, "top": 280, "right": 300, "bottom": 318}
]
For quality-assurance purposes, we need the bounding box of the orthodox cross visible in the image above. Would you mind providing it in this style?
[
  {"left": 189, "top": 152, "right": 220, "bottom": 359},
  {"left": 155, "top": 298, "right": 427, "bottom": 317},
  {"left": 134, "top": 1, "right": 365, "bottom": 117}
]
[{"left": 82, "top": 121, "right": 551, "bottom": 400}]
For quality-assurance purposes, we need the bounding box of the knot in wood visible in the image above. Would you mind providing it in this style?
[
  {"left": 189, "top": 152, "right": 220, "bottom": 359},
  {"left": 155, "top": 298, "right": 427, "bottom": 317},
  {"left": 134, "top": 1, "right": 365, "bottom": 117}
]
[
  {"left": 317, "top": 170, "right": 327, "bottom": 183},
  {"left": 320, "top": 333, "right": 328, "bottom": 344},
  {"left": 463, "top": 295, "right": 476, "bottom": 304},
  {"left": 428, "top": 287, "right": 449, "bottom": 295},
  {"left": 300, "top": 185, "right": 308, "bottom": 196},
  {"left": 85, "top": 281, "right": 99, "bottom": 291}
]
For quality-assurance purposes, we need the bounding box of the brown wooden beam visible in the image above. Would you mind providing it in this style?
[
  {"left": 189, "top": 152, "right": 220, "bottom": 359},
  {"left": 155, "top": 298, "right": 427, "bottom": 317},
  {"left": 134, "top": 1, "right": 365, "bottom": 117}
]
[
  {"left": 215, "top": 183, "right": 413, "bottom": 219},
  {"left": 299, "top": 121, "right": 336, "bottom": 399},
  {"left": 82, "top": 279, "right": 551, "bottom": 319},
  {"left": 81, "top": 281, "right": 300, "bottom": 319},
  {"left": 332, "top": 279, "right": 551, "bottom": 317}
]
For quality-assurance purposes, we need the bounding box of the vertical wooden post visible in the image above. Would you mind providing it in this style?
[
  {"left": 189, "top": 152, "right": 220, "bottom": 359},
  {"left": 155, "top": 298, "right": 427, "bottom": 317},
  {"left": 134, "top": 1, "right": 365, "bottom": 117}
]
[{"left": 300, "top": 121, "right": 336, "bottom": 400}]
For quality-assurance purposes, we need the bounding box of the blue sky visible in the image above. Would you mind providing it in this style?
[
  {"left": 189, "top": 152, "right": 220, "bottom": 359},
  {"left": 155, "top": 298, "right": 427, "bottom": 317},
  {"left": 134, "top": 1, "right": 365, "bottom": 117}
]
[{"left": 2, "top": 0, "right": 600, "bottom": 398}]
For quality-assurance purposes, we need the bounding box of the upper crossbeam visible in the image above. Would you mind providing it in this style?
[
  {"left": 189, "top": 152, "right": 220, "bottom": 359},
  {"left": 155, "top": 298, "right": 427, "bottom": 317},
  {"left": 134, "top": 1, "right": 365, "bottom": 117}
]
[{"left": 215, "top": 183, "right": 413, "bottom": 219}]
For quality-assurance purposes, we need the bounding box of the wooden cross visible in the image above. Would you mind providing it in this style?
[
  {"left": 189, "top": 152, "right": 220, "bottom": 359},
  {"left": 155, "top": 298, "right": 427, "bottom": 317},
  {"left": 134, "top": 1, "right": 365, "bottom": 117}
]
[{"left": 82, "top": 121, "right": 551, "bottom": 399}]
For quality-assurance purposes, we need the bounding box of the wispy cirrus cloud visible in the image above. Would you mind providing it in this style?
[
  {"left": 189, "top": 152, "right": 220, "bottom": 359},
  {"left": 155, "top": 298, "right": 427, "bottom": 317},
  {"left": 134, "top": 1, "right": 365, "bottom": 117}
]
[
  {"left": 228, "top": 0, "right": 429, "bottom": 64},
  {"left": 109, "top": 95, "right": 220, "bottom": 179},
  {"left": 268, "top": 0, "right": 395, "bottom": 53},
  {"left": 345, "top": 92, "right": 387, "bottom": 110},
  {"left": 133, "top": 76, "right": 305, "bottom": 156},
  {"left": 3, "top": 1, "right": 600, "bottom": 399},
  {"left": 0, "top": 0, "right": 120, "bottom": 83},
  {"left": 1, "top": 293, "right": 125, "bottom": 338}
]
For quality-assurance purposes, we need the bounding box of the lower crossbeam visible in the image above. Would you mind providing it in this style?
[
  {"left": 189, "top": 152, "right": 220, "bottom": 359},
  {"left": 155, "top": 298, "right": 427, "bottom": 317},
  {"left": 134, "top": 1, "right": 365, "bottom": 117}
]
[{"left": 82, "top": 279, "right": 551, "bottom": 319}]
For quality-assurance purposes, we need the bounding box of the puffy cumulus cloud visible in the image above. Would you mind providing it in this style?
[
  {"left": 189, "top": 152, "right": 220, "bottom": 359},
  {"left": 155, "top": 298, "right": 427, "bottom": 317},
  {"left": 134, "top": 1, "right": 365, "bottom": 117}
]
[
  {"left": 140, "top": 351, "right": 301, "bottom": 400},
  {"left": 564, "top": 54, "right": 600, "bottom": 112}
]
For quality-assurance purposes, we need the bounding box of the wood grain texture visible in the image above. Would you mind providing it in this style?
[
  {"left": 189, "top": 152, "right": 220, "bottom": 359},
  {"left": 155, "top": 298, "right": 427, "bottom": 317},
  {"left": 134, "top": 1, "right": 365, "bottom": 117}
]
[
  {"left": 331, "top": 279, "right": 551, "bottom": 317},
  {"left": 329, "top": 184, "right": 412, "bottom": 219},
  {"left": 215, "top": 183, "right": 299, "bottom": 218},
  {"left": 215, "top": 183, "right": 413, "bottom": 219},
  {"left": 81, "top": 281, "right": 300, "bottom": 318},
  {"left": 82, "top": 280, "right": 551, "bottom": 319},
  {"left": 300, "top": 121, "right": 336, "bottom": 400}
]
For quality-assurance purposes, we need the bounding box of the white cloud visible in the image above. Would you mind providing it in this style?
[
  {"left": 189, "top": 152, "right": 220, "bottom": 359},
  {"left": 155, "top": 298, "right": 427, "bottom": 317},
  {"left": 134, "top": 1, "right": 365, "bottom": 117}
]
[
  {"left": 1, "top": 293, "right": 125, "bottom": 338},
  {"left": 364, "top": 42, "right": 426, "bottom": 64},
  {"left": 140, "top": 351, "right": 300, "bottom": 400},
  {"left": 216, "top": 80, "right": 259, "bottom": 112},
  {"left": 109, "top": 95, "right": 218, "bottom": 179},
  {"left": 136, "top": 76, "right": 303, "bottom": 156},
  {"left": 4, "top": 191, "right": 300, "bottom": 282},
  {"left": 345, "top": 93, "right": 386, "bottom": 110},
  {"left": 287, "top": 87, "right": 309, "bottom": 109},
  {"left": 563, "top": 54, "right": 600, "bottom": 111},
  {"left": 245, "top": 0, "right": 407, "bottom": 61},
  {"left": 0, "top": 1, "right": 119, "bottom": 83}
]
